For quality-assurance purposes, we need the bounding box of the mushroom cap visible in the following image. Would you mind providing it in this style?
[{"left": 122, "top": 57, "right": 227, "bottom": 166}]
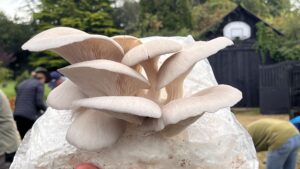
[
  {"left": 112, "top": 35, "right": 142, "bottom": 53},
  {"left": 66, "top": 109, "right": 126, "bottom": 151},
  {"left": 47, "top": 79, "right": 87, "bottom": 110},
  {"left": 22, "top": 27, "right": 124, "bottom": 63},
  {"left": 73, "top": 96, "right": 161, "bottom": 118},
  {"left": 59, "top": 59, "right": 150, "bottom": 97},
  {"left": 157, "top": 37, "right": 233, "bottom": 89},
  {"left": 162, "top": 85, "right": 242, "bottom": 125},
  {"left": 122, "top": 38, "right": 182, "bottom": 66}
]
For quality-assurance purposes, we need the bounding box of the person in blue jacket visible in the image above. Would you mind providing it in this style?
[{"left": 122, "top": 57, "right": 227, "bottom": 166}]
[{"left": 14, "top": 67, "right": 51, "bottom": 138}]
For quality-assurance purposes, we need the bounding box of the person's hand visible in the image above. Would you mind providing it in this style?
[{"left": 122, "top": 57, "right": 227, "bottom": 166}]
[{"left": 75, "top": 163, "right": 100, "bottom": 169}]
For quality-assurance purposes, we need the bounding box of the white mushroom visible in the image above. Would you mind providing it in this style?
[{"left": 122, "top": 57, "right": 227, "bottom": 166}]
[
  {"left": 72, "top": 96, "right": 162, "bottom": 124},
  {"left": 161, "top": 85, "right": 242, "bottom": 136},
  {"left": 157, "top": 37, "right": 234, "bottom": 102},
  {"left": 112, "top": 35, "right": 143, "bottom": 72},
  {"left": 122, "top": 39, "right": 182, "bottom": 102},
  {"left": 59, "top": 59, "right": 150, "bottom": 97},
  {"left": 66, "top": 109, "right": 126, "bottom": 151},
  {"left": 112, "top": 35, "right": 142, "bottom": 54},
  {"left": 22, "top": 27, "right": 124, "bottom": 63},
  {"left": 122, "top": 38, "right": 182, "bottom": 66},
  {"left": 158, "top": 37, "right": 233, "bottom": 89},
  {"left": 47, "top": 80, "right": 87, "bottom": 110}
]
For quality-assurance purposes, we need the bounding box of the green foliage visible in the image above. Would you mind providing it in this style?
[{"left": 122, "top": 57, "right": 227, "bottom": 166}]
[
  {"left": 138, "top": 0, "right": 193, "bottom": 36},
  {"left": 30, "top": 0, "right": 121, "bottom": 69},
  {"left": 0, "top": 65, "right": 12, "bottom": 82},
  {"left": 0, "top": 12, "right": 33, "bottom": 73},
  {"left": 256, "top": 22, "right": 300, "bottom": 63},
  {"left": 192, "top": 0, "right": 236, "bottom": 37},
  {"left": 0, "top": 12, "right": 33, "bottom": 53},
  {"left": 33, "top": 0, "right": 120, "bottom": 35},
  {"left": 113, "top": 0, "right": 140, "bottom": 34},
  {"left": 15, "top": 70, "right": 30, "bottom": 85},
  {"left": 0, "top": 81, "right": 16, "bottom": 99},
  {"left": 231, "top": 0, "right": 291, "bottom": 18}
]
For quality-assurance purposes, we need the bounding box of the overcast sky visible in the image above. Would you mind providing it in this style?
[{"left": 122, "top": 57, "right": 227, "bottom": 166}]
[
  {"left": 0, "top": 0, "right": 299, "bottom": 22},
  {"left": 0, "top": 0, "right": 30, "bottom": 20}
]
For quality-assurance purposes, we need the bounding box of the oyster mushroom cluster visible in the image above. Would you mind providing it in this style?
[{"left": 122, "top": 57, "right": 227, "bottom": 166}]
[{"left": 22, "top": 27, "right": 242, "bottom": 152}]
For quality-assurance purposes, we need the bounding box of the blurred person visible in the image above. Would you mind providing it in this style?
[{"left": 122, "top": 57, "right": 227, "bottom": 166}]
[
  {"left": 48, "top": 71, "right": 65, "bottom": 89},
  {"left": 290, "top": 116, "right": 300, "bottom": 131},
  {"left": 0, "top": 90, "right": 20, "bottom": 169},
  {"left": 247, "top": 119, "right": 300, "bottom": 169},
  {"left": 14, "top": 67, "right": 51, "bottom": 138}
]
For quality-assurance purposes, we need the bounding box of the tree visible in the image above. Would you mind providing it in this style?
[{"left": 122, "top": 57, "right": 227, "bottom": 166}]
[
  {"left": 0, "top": 12, "right": 33, "bottom": 76},
  {"left": 138, "top": 0, "right": 193, "bottom": 36},
  {"left": 231, "top": 0, "right": 291, "bottom": 18},
  {"left": 29, "top": 0, "right": 121, "bottom": 69},
  {"left": 192, "top": 0, "right": 236, "bottom": 37},
  {"left": 113, "top": 0, "right": 140, "bottom": 34}
]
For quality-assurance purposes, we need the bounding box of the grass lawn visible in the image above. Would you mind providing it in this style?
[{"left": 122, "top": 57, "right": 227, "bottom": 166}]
[{"left": 234, "top": 108, "right": 298, "bottom": 169}]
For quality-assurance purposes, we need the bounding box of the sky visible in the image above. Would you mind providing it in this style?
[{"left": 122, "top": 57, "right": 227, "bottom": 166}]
[
  {"left": 0, "top": 0, "right": 30, "bottom": 21},
  {"left": 0, "top": 0, "right": 299, "bottom": 22},
  {"left": 0, "top": 0, "right": 126, "bottom": 22}
]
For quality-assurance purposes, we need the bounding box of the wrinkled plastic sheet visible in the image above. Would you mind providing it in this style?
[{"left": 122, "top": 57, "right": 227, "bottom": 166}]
[{"left": 10, "top": 36, "right": 258, "bottom": 169}]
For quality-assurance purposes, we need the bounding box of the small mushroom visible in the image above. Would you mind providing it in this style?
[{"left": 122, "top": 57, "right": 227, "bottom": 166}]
[
  {"left": 122, "top": 39, "right": 182, "bottom": 102},
  {"left": 161, "top": 85, "right": 242, "bottom": 136},
  {"left": 47, "top": 79, "right": 87, "bottom": 110},
  {"left": 72, "top": 96, "right": 162, "bottom": 124},
  {"left": 157, "top": 37, "right": 234, "bottom": 102},
  {"left": 66, "top": 109, "right": 126, "bottom": 151},
  {"left": 158, "top": 37, "right": 233, "bottom": 89},
  {"left": 112, "top": 35, "right": 143, "bottom": 72},
  {"left": 22, "top": 27, "right": 124, "bottom": 63},
  {"left": 59, "top": 59, "right": 150, "bottom": 97},
  {"left": 122, "top": 38, "right": 182, "bottom": 66},
  {"left": 112, "top": 35, "right": 142, "bottom": 54}
]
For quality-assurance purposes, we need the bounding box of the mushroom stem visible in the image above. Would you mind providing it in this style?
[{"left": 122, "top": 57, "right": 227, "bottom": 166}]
[
  {"left": 142, "top": 57, "right": 160, "bottom": 103},
  {"left": 164, "top": 69, "right": 191, "bottom": 103}
]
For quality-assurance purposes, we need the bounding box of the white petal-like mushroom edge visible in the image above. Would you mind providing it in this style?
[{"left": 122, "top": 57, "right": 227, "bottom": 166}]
[
  {"left": 66, "top": 109, "right": 126, "bottom": 151},
  {"left": 59, "top": 59, "right": 150, "bottom": 97},
  {"left": 72, "top": 96, "right": 162, "bottom": 124},
  {"left": 160, "top": 85, "right": 242, "bottom": 137},
  {"left": 112, "top": 35, "right": 142, "bottom": 54},
  {"left": 121, "top": 38, "right": 182, "bottom": 102},
  {"left": 162, "top": 85, "right": 242, "bottom": 125},
  {"left": 157, "top": 37, "right": 234, "bottom": 89},
  {"left": 121, "top": 38, "right": 182, "bottom": 66},
  {"left": 22, "top": 27, "right": 124, "bottom": 63},
  {"left": 47, "top": 79, "right": 87, "bottom": 110}
]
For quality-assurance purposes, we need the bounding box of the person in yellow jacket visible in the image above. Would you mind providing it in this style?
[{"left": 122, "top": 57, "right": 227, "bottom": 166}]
[{"left": 247, "top": 119, "right": 300, "bottom": 169}]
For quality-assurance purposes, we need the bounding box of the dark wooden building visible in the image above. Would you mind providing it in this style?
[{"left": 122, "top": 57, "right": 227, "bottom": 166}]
[{"left": 202, "top": 5, "right": 281, "bottom": 107}]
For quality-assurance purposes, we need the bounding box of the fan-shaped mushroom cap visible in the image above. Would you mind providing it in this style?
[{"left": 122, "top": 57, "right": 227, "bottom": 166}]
[
  {"left": 59, "top": 59, "right": 150, "bottom": 97},
  {"left": 72, "top": 96, "right": 161, "bottom": 124},
  {"left": 121, "top": 38, "right": 182, "bottom": 66},
  {"left": 157, "top": 37, "right": 233, "bottom": 89},
  {"left": 162, "top": 85, "right": 242, "bottom": 125},
  {"left": 112, "top": 35, "right": 142, "bottom": 53},
  {"left": 66, "top": 109, "right": 126, "bottom": 151},
  {"left": 22, "top": 27, "right": 124, "bottom": 63},
  {"left": 73, "top": 96, "right": 161, "bottom": 118},
  {"left": 47, "top": 79, "right": 87, "bottom": 110}
]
